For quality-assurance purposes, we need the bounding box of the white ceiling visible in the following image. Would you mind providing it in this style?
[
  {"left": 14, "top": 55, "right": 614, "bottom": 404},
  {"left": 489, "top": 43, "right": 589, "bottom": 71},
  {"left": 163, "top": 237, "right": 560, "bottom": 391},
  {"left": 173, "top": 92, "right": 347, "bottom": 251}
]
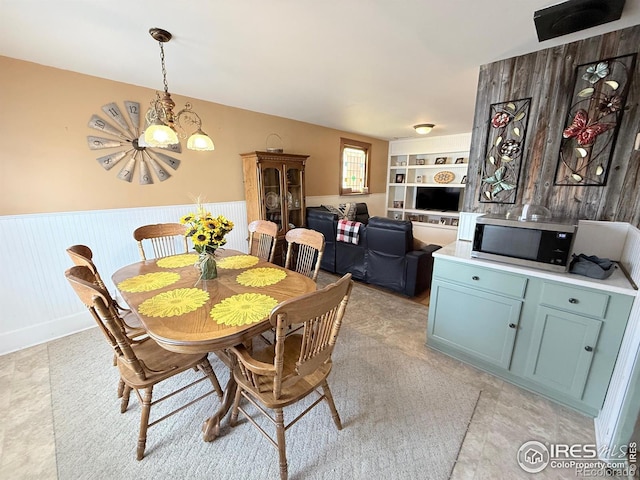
[{"left": 1, "top": 1, "right": 639, "bottom": 141}]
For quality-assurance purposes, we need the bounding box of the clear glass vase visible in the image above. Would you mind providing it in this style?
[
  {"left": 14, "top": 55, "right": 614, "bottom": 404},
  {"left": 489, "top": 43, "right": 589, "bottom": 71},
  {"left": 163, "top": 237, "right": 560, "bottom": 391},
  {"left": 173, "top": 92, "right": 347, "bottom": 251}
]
[{"left": 198, "top": 252, "right": 217, "bottom": 280}]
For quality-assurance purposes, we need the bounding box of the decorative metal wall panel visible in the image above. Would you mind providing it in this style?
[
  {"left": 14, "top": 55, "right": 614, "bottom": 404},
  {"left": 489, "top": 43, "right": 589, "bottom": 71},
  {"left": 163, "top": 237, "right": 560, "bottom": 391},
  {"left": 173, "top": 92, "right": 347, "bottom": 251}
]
[
  {"left": 554, "top": 54, "right": 637, "bottom": 186},
  {"left": 480, "top": 98, "right": 531, "bottom": 204}
]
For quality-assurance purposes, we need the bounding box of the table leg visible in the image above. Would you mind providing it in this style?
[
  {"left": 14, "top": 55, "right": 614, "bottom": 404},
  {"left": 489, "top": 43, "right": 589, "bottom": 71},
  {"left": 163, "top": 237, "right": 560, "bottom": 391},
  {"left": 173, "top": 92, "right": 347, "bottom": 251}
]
[{"left": 202, "top": 351, "right": 237, "bottom": 442}]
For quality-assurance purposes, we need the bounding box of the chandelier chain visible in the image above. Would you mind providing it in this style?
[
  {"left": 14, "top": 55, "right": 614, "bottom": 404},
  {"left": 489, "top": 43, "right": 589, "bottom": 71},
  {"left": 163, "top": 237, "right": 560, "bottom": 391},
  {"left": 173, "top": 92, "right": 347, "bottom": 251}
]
[
  {"left": 144, "top": 27, "right": 214, "bottom": 151},
  {"left": 159, "top": 41, "right": 169, "bottom": 94}
]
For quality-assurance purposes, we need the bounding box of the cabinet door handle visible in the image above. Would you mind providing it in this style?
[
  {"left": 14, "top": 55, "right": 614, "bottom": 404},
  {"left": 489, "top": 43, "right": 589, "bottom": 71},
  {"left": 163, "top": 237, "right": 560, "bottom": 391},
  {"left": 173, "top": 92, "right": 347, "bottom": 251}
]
[
  {"left": 472, "top": 276, "right": 480, "bottom": 281},
  {"left": 585, "top": 346, "right": 593, "bottom": 352},
  {"left": 569, "top": 298, "right": 578, "bottom": 304},
  {"left": 509, "top": 323, "right": 517, "bottom": 329}
]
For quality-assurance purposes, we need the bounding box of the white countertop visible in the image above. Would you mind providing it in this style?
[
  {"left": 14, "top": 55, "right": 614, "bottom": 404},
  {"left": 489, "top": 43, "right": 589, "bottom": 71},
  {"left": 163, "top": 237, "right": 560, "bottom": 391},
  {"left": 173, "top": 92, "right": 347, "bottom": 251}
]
[{"left": 434, "top": 241, "right": 638, "bottom": 297}]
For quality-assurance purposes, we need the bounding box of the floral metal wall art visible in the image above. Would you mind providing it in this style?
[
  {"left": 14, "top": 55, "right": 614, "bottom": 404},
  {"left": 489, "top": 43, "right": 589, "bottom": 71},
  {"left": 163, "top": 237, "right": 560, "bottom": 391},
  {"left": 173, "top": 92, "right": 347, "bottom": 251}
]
[
  {"left": 480, "top": 97, "right": 531, "bottom": 204},
  {"left": 554, "top": 53, "right": 637, "bottom": 186}
]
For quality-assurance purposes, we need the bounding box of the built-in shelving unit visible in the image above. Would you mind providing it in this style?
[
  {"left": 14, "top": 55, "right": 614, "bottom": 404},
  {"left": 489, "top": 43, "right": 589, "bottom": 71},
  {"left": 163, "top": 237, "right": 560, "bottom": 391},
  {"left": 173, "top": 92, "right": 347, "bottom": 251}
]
[{"left": 386, "top": 133, "right": 471, "bottom": 246}]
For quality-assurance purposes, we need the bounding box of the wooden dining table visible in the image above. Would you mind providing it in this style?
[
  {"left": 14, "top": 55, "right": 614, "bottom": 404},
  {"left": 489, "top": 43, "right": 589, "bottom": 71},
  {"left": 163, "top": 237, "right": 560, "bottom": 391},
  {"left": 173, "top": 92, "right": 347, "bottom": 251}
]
[{"left": 112, "top": 248, "right": 317, "bottom": 441}]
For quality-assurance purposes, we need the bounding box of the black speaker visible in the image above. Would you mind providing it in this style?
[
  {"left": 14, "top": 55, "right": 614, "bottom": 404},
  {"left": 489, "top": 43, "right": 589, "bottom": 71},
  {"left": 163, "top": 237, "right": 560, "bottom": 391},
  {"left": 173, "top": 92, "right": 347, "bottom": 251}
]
[{"left": 534, "top": 0, "right": 626, "bottom": 42}]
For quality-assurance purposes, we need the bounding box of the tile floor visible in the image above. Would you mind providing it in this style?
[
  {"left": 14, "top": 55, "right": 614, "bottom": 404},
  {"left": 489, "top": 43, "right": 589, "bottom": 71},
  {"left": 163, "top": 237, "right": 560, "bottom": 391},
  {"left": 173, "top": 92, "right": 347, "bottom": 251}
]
[{"left": 0, "top": 272, "right": 626, "bottom": 479}]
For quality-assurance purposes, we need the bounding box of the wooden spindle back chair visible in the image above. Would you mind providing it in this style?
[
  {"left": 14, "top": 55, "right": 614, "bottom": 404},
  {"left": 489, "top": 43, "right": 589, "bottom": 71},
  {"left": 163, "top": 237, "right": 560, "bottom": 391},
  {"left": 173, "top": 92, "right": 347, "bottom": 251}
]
[
  {"left": 66, "top": 244, "right": 144, "bottom": 333},
  {"left": 248, "top": 219, "right": 278, "bottom": 262},
  {"left": 133, "top": 223, "right": 189, "bottom": 260},
  {"left": 66, "top": 244, "right": 147, "bottom": 381},
  {"left": 229, "top": 273, "right": 353, "bottom": 480},
  {"left": 64, "top": 265, "right": 223, "bottom": 460},
  {"left": 284, "top": 228, "right": 325, "bottom": 281}
]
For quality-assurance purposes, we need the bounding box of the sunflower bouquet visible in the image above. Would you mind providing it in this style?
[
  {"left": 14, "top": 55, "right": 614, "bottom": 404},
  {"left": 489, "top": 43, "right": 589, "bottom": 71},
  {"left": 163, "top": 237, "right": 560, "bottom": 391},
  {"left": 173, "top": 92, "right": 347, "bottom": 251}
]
[{"left": 180, "top": 207, "right": 234, "bottom": 255}]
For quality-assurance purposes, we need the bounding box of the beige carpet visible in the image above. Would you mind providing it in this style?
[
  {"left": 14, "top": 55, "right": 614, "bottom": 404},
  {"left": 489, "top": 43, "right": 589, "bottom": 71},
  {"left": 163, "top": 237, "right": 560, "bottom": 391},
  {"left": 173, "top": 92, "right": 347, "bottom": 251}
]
[{"left": 49, "top": 280, "right": 480, "bottom": 480}]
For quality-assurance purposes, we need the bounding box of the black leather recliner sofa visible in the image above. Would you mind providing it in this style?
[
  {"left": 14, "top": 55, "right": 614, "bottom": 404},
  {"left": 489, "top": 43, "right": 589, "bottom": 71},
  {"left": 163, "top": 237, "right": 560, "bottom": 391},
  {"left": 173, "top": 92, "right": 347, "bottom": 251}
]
[
  {"left": 306, "top": 205, "right": 441, "bottom": 296},
  {"left": 306, "top": 204, "right": 369, "bottom": 280}
]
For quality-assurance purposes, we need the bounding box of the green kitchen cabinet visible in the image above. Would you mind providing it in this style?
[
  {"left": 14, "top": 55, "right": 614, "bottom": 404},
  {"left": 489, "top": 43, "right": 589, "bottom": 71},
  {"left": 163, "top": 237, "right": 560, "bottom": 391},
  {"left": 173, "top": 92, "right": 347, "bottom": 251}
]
[
  {"left": 524, "top": 306, "right": 602, "bottom": 399},
  {"left": 429, "top": 280, "right": 522, "bottom": 369},
  {"left": 427, "top": 257, "right": 634, "bottom": 416}
]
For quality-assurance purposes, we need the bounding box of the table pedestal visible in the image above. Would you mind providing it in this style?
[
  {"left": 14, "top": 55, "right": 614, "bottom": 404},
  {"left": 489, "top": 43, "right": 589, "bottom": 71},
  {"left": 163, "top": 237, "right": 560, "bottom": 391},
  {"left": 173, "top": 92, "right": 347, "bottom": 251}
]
[{"left": 203, "top": 350, "right": 238, "bottom": 441}]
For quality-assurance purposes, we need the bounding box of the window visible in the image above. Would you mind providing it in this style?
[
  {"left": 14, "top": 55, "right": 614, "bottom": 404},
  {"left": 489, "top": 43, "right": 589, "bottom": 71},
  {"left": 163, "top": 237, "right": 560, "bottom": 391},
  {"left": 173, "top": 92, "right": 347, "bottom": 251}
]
[{"left": 339, "top": 138, "right": 370, "bottom": 195}]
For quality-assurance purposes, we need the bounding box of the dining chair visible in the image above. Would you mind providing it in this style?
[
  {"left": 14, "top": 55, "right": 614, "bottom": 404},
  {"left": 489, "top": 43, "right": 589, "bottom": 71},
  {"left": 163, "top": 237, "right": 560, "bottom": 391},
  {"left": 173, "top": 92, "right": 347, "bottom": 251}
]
[
  {"left": 284, "top": 228, "right": 325, "bottom": 281},
  {"left": 65, "top": 265, "right": 224, "bottom": 460},
  {"left": 247, "top": 219, "right": 278, "bottom": 262},
  {"left": 66, "top": 244, "right": 144, "bottom": 333},
  {"left": 66, "top": 244, "right": 147, "bottom": 397},
  {"left": 229, "top": 273, "right": 353, "bottom": 480},
  {"left": 133, "top": 223, "right": 189, "bottom": 260}
]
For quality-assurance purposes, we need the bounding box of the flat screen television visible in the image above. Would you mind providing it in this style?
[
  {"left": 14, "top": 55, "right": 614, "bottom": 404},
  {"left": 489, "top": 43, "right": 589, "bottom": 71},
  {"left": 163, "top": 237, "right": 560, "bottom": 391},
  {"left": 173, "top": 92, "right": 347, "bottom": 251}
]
[{"left": 416, "top": 187, "right": 461, "bottom": 212}]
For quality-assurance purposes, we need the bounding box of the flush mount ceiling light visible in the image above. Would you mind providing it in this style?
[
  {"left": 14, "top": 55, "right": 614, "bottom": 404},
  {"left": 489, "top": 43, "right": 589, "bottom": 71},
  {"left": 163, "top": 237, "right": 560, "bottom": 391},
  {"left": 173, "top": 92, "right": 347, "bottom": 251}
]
[
  {"left": 143, "top": 28, "right": 215, "bottom": 151},
  {"left": 414, "top": 124, "right": 435, "bottom": 135}
]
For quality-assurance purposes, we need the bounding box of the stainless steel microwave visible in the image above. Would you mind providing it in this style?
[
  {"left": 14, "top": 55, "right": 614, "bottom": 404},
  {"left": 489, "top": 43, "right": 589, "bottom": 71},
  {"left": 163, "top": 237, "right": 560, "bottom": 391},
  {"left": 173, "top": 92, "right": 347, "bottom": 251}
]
[{"left": 471, "top": 214, "right": 578, "bottom": 272}]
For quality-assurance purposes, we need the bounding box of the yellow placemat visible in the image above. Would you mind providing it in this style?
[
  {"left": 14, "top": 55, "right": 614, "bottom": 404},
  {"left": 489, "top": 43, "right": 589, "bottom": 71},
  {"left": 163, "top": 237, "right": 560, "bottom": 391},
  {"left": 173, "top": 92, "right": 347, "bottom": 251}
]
[
  {"left": 117, "top": 272, "right": 180, "bottom": 293},
  {"left": 156, "top": 254, "right": 199, "bottom": 268},
  {"left": 217, "top": 255, "right": 260, "bottom": 270},
  {"left": 138, "top": 288, "right": 210, "bottom": 318},
  {"left": 236, "top": 267, "right": 286, "bottom": 287},
  {"left": 210, "top": 293, "right": 278, "bottom": 326}
]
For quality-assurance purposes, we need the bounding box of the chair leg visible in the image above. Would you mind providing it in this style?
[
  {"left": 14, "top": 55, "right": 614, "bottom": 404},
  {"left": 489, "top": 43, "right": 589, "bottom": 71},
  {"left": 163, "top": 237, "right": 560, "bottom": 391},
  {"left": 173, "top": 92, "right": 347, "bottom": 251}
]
[
  {"left": 137, "top": 387, "right": 153, "bottom": 461},
  {"left": 275, "top": 408, "right": 288, "bottom": 480},
  {"left": 199, "top": 359, "right": 223, "bottom": 399},
  {"left": 321, "top": 380, "right": 342, "bottom": 430},
  {"left": 120, "top": 385, "right": 132, "bottom": 413},
  {"left": 229, "top": 387, "right": 243, "bottom": 427},
  {"left": 117, "top": 378, "right": 125, "bottom": 398},
  {"left": 112, "top": 352, "right": 117, "bottom": 366}
]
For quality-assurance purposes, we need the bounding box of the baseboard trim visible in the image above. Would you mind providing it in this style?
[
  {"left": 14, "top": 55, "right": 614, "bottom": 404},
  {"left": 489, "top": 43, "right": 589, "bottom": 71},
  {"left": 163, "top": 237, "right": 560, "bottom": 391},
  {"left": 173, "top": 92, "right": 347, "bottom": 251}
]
[{"left": 0, "top": 311, "right": 94, "bottom": 356}]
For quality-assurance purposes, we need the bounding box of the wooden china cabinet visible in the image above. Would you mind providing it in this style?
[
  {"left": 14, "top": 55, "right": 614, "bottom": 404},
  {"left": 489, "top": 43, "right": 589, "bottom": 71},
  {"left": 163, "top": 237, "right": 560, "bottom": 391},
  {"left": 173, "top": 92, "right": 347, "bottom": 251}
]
[{"left": 241, "top": 151, "right": 309, "bottom": 265}]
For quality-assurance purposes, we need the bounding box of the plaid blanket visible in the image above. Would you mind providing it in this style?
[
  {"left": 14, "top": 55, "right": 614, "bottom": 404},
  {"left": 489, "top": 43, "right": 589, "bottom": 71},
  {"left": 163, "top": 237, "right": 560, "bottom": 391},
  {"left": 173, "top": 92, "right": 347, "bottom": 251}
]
[{"left": 336, "top": 219, "right": 362, "bottom": 244}]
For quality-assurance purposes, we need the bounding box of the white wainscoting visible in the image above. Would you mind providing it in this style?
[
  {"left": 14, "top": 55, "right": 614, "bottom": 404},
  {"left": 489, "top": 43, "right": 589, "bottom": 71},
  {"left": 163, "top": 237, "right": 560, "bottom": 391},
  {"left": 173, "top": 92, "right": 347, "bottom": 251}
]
[
  {"left": 0, "top": 196, "right": 389, "bottom": 355},
  {"left": 0, "top": 201, "right": 248, "bottom": 355},
  {"left": 595, "top": 224, "right": 640, "bottom": 462},
  {"left": 621, "top": 224, "right": 640, "bottom": 284},
  {"left": 572, "top": 220, "right": 630, "bottom": 261},
  {"left": 457, "top": 212, "right": 485, "bottom": 242}
]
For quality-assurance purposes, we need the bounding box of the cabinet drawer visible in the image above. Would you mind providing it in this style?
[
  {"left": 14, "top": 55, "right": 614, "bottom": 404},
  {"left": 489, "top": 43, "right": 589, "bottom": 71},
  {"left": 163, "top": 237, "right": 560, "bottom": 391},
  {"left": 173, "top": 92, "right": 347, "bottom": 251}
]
[
  {"left": 540, "top": 282, "right": 610, "bottom": 318},
  {"left": 434, "top": 260, "right": 527, "bottom": 298}
]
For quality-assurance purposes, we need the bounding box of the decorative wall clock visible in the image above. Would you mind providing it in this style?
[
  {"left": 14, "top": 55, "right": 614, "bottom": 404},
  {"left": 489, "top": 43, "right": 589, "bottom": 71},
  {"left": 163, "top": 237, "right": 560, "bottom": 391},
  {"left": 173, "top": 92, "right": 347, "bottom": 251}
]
[{"left": 87, "top": 101, "right": 181, "bottom": 184}]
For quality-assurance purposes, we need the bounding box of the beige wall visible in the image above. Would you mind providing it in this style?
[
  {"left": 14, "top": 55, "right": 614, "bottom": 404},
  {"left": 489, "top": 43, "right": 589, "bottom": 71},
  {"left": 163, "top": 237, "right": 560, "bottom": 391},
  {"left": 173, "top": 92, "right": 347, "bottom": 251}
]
[{"left": 0, "top": 56, "right": 388, "bottom": 215}]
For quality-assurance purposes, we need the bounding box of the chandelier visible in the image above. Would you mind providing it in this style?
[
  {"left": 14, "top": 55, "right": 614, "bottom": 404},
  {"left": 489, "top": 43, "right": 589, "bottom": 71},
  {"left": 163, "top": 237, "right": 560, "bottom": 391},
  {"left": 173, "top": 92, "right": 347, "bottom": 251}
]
[{"left": 143, "top": 28, "right": 215, "bottom": 151}]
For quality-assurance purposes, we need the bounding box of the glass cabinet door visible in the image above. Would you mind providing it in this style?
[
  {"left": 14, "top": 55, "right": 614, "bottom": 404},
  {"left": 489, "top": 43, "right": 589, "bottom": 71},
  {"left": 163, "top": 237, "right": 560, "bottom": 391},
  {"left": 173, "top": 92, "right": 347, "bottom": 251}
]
[
  {"left": 286, "top": 166, "right": 303, "bottom": 228},
  {"left": 262, "top": 166, "right": 283, "bottom": 231}
]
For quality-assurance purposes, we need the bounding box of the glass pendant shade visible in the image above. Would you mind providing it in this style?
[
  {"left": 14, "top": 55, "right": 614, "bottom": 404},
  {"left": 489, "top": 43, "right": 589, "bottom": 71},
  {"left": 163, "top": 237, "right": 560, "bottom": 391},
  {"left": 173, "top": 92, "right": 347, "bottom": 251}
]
[
  {"left": 144, "top": 120, "right": 179, "bottom": 147},
  {"left": 187, "top": 129, "right": 215, "bottom": 151}
]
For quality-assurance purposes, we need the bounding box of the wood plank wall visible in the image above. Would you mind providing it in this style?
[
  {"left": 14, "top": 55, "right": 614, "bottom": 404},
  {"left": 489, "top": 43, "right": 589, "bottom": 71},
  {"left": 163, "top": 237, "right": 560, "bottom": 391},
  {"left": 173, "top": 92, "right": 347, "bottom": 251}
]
[{"left": 464, "top": 25, "right": 640, "bottom": 227}]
